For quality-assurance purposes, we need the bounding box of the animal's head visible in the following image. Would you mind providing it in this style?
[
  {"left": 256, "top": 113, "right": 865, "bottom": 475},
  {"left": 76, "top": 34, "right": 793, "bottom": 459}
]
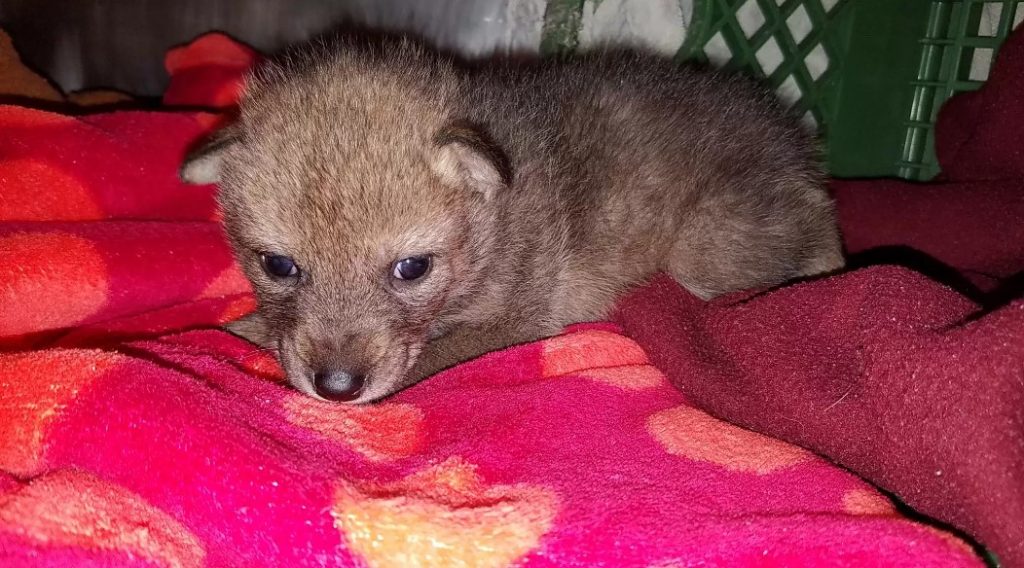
[{"left": 180, "top": 40, "right": 510, "bottom": 403}]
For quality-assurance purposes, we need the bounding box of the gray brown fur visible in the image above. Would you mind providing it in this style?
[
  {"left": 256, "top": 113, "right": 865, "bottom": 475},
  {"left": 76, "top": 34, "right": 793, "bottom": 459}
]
[{"left": 181, "top": 36, "right": 843, "bottom": 403}]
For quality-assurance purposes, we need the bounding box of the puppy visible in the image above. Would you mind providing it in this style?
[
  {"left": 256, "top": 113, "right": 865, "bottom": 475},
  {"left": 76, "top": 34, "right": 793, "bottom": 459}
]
[{"left": 180, "top": 36, "right": 843, "bottom": 403}]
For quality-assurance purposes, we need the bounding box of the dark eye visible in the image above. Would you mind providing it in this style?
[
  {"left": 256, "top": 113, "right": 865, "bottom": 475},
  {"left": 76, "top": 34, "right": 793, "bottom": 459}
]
[
  {"left": 260, "top": 253, "right": 299, "bottom": 279},
  {"left": 392, "top": 255, "right": 431, "bottom": 281}
]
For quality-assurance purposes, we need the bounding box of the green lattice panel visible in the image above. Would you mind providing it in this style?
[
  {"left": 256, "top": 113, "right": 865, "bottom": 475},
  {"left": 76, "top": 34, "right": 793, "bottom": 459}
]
[
  {"left": 538, "top": 0, "right": 1022, "bottom": 180},
  {"left": 900, "top": 0, "right": 1024, "bottom": 180},
  {"left": 678, "top": 0, "right": 851, "bottom": 133}
]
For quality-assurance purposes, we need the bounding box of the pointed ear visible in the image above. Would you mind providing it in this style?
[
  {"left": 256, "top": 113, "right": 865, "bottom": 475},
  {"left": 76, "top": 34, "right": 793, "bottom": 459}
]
[
  {"left": 224, "top": 311, "right": 277, "bottom": 347},
  {"left": 429, "top": 121, "right": 511, "bottom": 199},
  {"left": 180, "top": 126, "right": 240, "bottom": 185}
]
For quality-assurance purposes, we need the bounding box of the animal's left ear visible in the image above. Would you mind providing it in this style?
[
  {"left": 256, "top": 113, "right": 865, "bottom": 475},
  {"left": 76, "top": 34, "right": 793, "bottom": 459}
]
[
  {"left": 179, "top": 125, "right": 240, "bottom": 185},
  {"left": 429, "top": 121, "right": 511, "bottom": 199}
]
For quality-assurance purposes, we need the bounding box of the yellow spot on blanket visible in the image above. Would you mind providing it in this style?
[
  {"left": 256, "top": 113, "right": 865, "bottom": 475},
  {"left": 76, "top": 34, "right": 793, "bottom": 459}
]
[{"left": 333, "top": 458, "right": 558, "bottom": 567}]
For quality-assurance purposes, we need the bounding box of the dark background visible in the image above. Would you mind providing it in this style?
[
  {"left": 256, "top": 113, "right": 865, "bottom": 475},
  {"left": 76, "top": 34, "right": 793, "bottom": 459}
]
[{"left": 0, "top": 0, "right": 537, "bottom": 95}]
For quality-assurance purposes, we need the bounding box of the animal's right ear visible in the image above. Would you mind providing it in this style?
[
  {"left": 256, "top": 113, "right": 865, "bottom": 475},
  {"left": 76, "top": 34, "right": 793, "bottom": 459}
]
[
  {"left": 224, "top": 310, "right": 276, "bottom": 347},
  {"left": 179, "top": 127, "right": 240, "bottom": 185},
  {"left": 429, "top": 121, "right": 511, "bottom": 200}
]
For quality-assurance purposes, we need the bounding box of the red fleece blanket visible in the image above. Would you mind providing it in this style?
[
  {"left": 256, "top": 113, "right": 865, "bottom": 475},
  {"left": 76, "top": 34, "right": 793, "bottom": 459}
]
[
  {"left": 616, "top": 28, "right": 1024, "bottom": 568},
  {"left": 0, "top": 30, "right": 1020, "bottom": 567}
]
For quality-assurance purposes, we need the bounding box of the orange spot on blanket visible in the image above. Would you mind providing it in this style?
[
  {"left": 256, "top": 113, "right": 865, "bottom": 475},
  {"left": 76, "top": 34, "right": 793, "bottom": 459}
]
[
  {"left": 198, "top": 265, "right": 251, "bottom": 300},
  {"left": 0, "top": 470, "right": 205, "bottom": 568},
  {"left": 0, "top": 158, "right": 103, "bottom": 221},
  {"left": 283, "top": 396, "right": 424, "bottom": 461},
  {"left": 577, "top": 364, "right": 668, "bottom": 391},
  {"left": 648, "top": 405, "right": 812, "bottom": 474},
  {"left": 842, "top": 488, "right": 896, "bottom": 516},
  {"left": 0, "top": 350, "right": 123, "bottom": 477},
  {"left": 191, "top": 111, "right": 232, "bottom": 132},
  {"left": 332, "top": 458, "right": 557, "bottom": 568},
  {"left": 541, "top": 329, "right": 649, "bottom": 378},
  {"left": 0, "top": 232, "right": 108, "bottom": 336},
  {"left": 219, "top": 295, "right": 257, "bottom": 325}
]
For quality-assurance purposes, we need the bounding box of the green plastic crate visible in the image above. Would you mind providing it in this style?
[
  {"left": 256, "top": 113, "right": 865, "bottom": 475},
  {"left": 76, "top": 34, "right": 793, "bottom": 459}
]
[
  {"left": 540, "top": 0, "right": 1024, "bottom": 181},
  {"left": 900, "top": 0, "right": 1023, "bottom": 179}
]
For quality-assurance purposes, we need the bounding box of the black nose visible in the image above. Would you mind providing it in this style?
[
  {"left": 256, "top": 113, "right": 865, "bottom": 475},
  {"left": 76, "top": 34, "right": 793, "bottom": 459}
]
[{"left": 313, "top": 370, "right": 364, "bottom": 401}]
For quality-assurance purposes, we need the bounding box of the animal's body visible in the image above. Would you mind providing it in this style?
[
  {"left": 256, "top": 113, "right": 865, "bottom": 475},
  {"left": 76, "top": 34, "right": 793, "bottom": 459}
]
[{"left": 181, "top": 36, "right": 843, "bottom": 403}]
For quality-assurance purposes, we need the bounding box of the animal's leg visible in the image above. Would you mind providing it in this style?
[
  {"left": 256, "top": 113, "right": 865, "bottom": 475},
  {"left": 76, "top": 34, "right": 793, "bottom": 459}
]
[{"left": 407, "top": 322, "right": 560, "bottom": 382}]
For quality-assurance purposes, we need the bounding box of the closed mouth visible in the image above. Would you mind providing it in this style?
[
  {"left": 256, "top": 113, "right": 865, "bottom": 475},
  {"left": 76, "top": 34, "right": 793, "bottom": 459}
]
[{"left": 276, "top": 333, "right": 428, "bottom": 403}]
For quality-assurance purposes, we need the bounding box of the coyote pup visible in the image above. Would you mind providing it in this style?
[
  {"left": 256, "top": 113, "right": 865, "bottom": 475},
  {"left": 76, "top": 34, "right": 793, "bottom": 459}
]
[{"left": 181, "top": 37, "right": 843, "bottom": 403}]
